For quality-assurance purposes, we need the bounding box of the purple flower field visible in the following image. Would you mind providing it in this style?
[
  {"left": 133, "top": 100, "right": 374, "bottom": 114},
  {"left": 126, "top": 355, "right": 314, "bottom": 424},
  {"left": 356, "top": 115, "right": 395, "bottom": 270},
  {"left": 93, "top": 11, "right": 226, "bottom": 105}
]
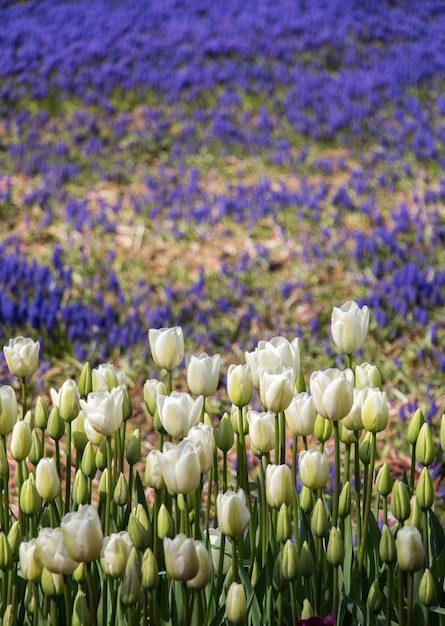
[{"left": 1, "top": 0, "right": 445, "bottom": 415}]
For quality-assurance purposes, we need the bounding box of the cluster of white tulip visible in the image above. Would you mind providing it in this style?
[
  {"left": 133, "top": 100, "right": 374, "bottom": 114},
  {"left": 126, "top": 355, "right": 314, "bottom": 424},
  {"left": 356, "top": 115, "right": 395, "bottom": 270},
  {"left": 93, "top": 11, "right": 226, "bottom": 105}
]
[{"left": 0, "top": 301, "right": 443, "bottom": 626}]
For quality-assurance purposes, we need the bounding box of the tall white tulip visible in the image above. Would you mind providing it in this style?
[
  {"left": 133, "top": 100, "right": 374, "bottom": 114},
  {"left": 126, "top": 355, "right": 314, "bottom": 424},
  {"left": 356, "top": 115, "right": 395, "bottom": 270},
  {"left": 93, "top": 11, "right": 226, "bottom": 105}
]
[
  {"left": 309, "top": 368, "right": 354, "bottom": 421},
  {"left": 156, "top": 391, "right": 203, "bottom": 440},
  {"left": 217, "top": 489, "right": 250, "bottom": 538},
  {"left": 258, "top": 336, "right": 300, "bottom": 381},
  {"left": 259, "top": 366, "right": 294, "bottom": 413},
  {"left": 284, "top": 392, "right": 316, "bottom": 437},
  {"left": 299, "top": 449, "right": 329, "bottom": 490},
  {"left": 186, "top": 353, "right": 220, "bottom": 397},
  {"left": 154, "top": 440, "right": 201, "bottom": 495},
  {"left": 3, "top": 336, "right": 40, "bottom": 378},
  {"left": 331, "top": 301, "right": 369, "bottom": 354},
  {"left": 247, "top": 410, "right": 275, "bottom": 454},
  {"left": 149, "top": 326, "right": 184, "bottom": 371},
  {"left": 80, "top": 386, "right": 124, "bottom": 437}
]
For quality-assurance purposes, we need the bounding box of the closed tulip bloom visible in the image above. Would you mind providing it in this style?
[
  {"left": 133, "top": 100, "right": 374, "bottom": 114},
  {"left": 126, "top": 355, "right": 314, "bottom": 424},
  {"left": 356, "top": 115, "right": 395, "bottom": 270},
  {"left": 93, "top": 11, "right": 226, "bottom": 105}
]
[
  {"left": 244, "top": 348, "right": 261, "bottom": 389},
  {"left": 331, "top": 301, "right": 369, "bottom": 354},
  {"left": 143, "top": 379, "right": 167, "bottom": 416},
  {"left": 36, "top": 528, "right": 79, "bottom": 575},
  {"left": 266, "top": 464, "right": 294, "bottom": 508},
  {"left": 309, "top": 368, "right": 354, "bottom": 421},
  {"left": 80, "top": 387, "right": 124, "bottom": 437},
  {"left": 149, "top": 326, "right": 184, "bottom": 371},
  {"left": 206, "top": 528, "right": 232, "bottom": 574},
  {"left": 92, "top": 363, "right": 126, "bottom": 392},
  {"left": 284, "top": 392, "right": 316, "bottom": 437},
  {"left": 247, "top": 410, "right": 275, "bottom": 454},
  {"left": 327, "top": 527, "right": 345, "bottom": 566},
  {"left": 164, "top": 534, "right": 199, "bottom": 581},
  {"left": 61, "top": 505, "right": 103, "bottom": 563},
  {"left": 128, "top": 504, "right": 151, "bottom": 551},
  {"left": 342, "top": 389, "right": 365, "bottom": 431},
  {"left": 257, "top": 336, "right": 300, "bottom": 381},
  {"left": 141, "top": 548, "right": 159, "bottom": 591},
  {"left": 35, "top": 458, "right": 60, "bottom": 501},
  {"left": 396, "top": 525, "right": 425, "bottom": 573},
  {"left": 19, "top": 539, "right": 43, "bottom": 583},
  {"left": 185, "top": 423, "right": 214, "bottom": 472},
  {"left": 0, "top": 385, "right": 17, "bottom": 436},
  {"left": 355, "top": 362, "right": 382, "bottom": 390},
  {"left": 101, "top": 531, "right": 133, "bottom": 578},
  {"left": 227, "top": 364, "right": 253, "bottom": 408},
  {"left": 186, "top": 353, "right": 221, "bottom": 397},
  {"left": 187, "top": 541, "right": 212, "bottom": 590},
  {"left": 361, "top": 389, "right": 388, "bottom": 433},
  {"left": 299, "top": 449, "right": 329, "bottom": 490},
  {"left": 72, "top": 412, "right": 88, "bottom": 453},
  {"left": 20, "top": 474, "right": 42, "bottom": 516},
  {"left": 225, "top": 582, "right": 247, "bottom": 625},
  {"left": 416, "top": 423, "right": 435, "bottom": 466},
  {"left": 3, "top": 336, "right": 40, "bottom": 378},
  {"left": 10, "top": 420, "right": 32, "bottom": 462},
  {"left": 259, "top": 366, "right": 294, "bottom": 413},
  {"left": 155, "top": 440, "right": 201, "bottom": 495},
  {"left": 58, "top": 379, "right": 81, "bottom": 423},
  {"left": 144, "top": 450, "right": 165, "bottom": 490},
  {"left": 156, "top": 391, "right": 203, "bottom": 440},
  {"left": 282, "top": 539, "right": 299, "bottom": 582},
  {"left": 419, "top": 569, "right": 438, "bottom": 607},
  {"left": 217, "top": 489, "right": 250, "bottom": 538}
]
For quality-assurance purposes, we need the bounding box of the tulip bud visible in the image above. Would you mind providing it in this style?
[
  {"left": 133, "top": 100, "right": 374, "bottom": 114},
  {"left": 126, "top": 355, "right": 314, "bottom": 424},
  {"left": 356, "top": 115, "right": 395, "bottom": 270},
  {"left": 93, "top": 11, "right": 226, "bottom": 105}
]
[
  {"left": 379, "top": 524, "right": 396, "bottom": 565},
  {"left": 0, "top": 533, "right": 12, "bottom": 570},
  {"left": 230, "top": 404, "right": 248, "bottom": 436},
  {"left": 338, "top": 421, "right": 357, "bottom": 445},
  {"left": 35, "top": 457, "right": 60, "bottom": 501},
  {"left": 78, "top": 362, "right": 93, "bottom": 398},
  {"left": 282, "top": 539, "right": 299, "bottom": 581},
  {"left": 407, "top": 408, "right": 424, "bottom": 445},
  {"left": 266, "top": 464, "right": 294, "bottom": 509},
  {"left": 225, "top": 582, "right": 247, "bottom": 625},
  {"left": 2, "top": 605, "right": 13, "bottom": 626},
  {"left": 72, "top": 589, "right": 92, "bottom": 626},
  {"left": 157, "top": 504, "right": 174, "bottom": 539},
  {"left": 10, "top": 420, "right": 32, "bottom": 462},
  {"left": 227, "top": 364, "right": 253, "bottom": 408},
  {"left": 313, "top": 414, "right": 332, "bottom": 442},
  {"left": 276, "top": 504, "right": 292, "bottom": 543},
  {"left": 216, "top": 414, "right": 234, "bottom": 452},
  {"left": 416, "top": 423, "right": 435, "bottom": 466},
  {"left": 143, "top": 379, "right": 167, "bottom": 417},
  {"left": 72, "top": 469, "right": 91, "bottom": 506},
  {"left": 299, "top": 449, "right": 329, "bottom": 491},
  {"left": 217, "top": 489, "right": 250, "bottom": 538},
  {"left": 311, "top": 498, "right": 329, "bottom": 538},
  {"left": 141, "top": 548, "right": 159, "bottom": 591},
  {"left": 300, "top": 599, "right": 315, "bottom": 620},
  {"left": 72, "top": 413, "right": 88, "bottom": 453},
  {"left": 407, "top": 495, "right": 422, "bottom": 530},
  {"left": 114, "top": 473, "right": 129, "bottom": 507},
  {"left": 361, "top": 389, "right": 388, "bottom": 433},
  {"left": 273, "top": 552, "right": 287, "bottom": 592},
  {"left": 121, "top": 563, "right": 142, "bottom": 606},
  {"left": 396, "top": 525, "right": 425, "bottom": 573},
  {"left": 7, "top": 521, "right": 22, "bottom": 562},
  {"left": 0, "top": 441, "right": 8, "bottom": 479},
  {"left": 164, "top": 535, "right": 199, "bottom": 581},
  {"left": 95, "top": 438, "right": 108, "bottom": 471},
  {"left": 416, "top": 466, "right": 434, "bottom": 511},
  {"left": 0, "top": 385, "right": 18, "bottom": 435},
  {"left": 73, "top": 563, "right": 86, "bottom": 584},
  {"left": 58, "top": 379, "right": 81, "bottom": 423},
  {"left": 41, "top": 568, "right": 64, "bottom": 597},
  {"left": 331, "top": 301, "right": 369, "bottom": 354},
  {"left": 367, "top": 580, "right": 384, "bottom": 613},
  {"left": 419, "top": 569, "right": 438, "bottom": 607},
  {"left": 28, "top": 429, "right": 43, "bottom": 466},
  {"left": 81, "top": 442, "right": 97, "bottom": 479},
  {"left": 299, "top": 485, "right": 314, "bottom": 514},
  {"left": 375, "top": 463, "right": 393, "bottom": 498},
  {"left": 187, "top": 542, "right": 212, "bottom": 591},
  {"left": 128, "top": 504, "right": 151, "bottom": 551},
  {"left": 327, "top": 527, "right": 345, "bottom": 566},
  {"left": 391, "top": 480, "right": 411, "bottom": 523},
  {"left": 359, "top": 431, "right": 373, "bottom": 466},
  {"left": 122, "top": 385, "right": 132, "bottom": 422},
  {"left": 299, "top": 541, "right": 314, "bottom": 578},
  {"left": 20, "top": 474, "right": 42, "bottom": 516},
  {"left": 338, "top": 481, "right": 351, "bottom": 519},
  {"left": 126, "top": 428, "right": 141, "bottom": 466},
  {"left": 47, "top": 407, "right": 65, "bottom": 441}
]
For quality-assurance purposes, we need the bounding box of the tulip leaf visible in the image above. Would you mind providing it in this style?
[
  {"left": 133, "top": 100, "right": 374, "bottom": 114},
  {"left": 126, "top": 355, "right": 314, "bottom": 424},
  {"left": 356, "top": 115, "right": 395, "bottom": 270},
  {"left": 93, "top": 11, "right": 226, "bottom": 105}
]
[{"left": 134, "top": 470, "right": 150, "bottom": 516}]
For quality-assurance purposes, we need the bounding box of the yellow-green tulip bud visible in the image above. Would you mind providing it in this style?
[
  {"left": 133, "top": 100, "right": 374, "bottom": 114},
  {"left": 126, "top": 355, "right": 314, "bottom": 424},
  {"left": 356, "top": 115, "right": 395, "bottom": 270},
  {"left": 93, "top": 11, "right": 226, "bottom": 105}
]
[
  {"left": 338, "top": 481, "right": 351, "bottom": 519},
  {"left": 73, "top": 562, "right": 86, "bottom": 584},
  {"left": 295, "top": 368, "right": 306, "bottom": 393},
  {"left": 313, "top": 413, "right": 332, "bottom": 442},
  {"left": 58, "top": 379, "right": 81, "bottom": 423},
  {"left": 419, "top": 569, "right": 438, "bottom": 607},
  {"left": 225, "top": 582, "right": 247, "bottom": 625},
  {"left": 273, "top": 552, "right": 287, "bottom": 592},
  {"left": 72, "top": 413, "right": 88, "bottom": 453},
  {"left": 379, "top": 524, "right": 396, "bottom": 565},
  {"left": 28, "top": 429, "right": 43, "bottom": 466},
  {"left": 227, "top": 364, "right": 253, "bottom": 408},
  {"left": 338, "top": 421, "right": 357, "bottom": 444},
  {"left": 407, "top": 408, "right": 424, "bottom": 445},
  {"left": 327, "top": 527, "right": 345, "bottom": 566},
  {"left": 0, "top": 441, "right": 8, "bottom": 479},
  {"left": 300, "top": 599, "right": 315, "bottom": 620},
  {"left": 416, "top": 423, "right": 435, "bottom": 466},
  {"left": 143, "top": 379, "right": 167, "bottom": 417},
  {"left": 95, "top": 438, "right": 108, "bottom": 471},
  {"left": 299, "top": 541, "right": 314, "bottom": 578},
  {"left": 361, "top": 389, "right": 388, "bottom": 433},
  {"left": 0, "top": 533, "right": 12, "bottom": 570},
  {"left": 157, "top": 503, "right": 174, "bottom": 539},
  {"left": 128, "top": 504, "right": 151, "bottom": 551},
  {"left": 187, "top": 542, "right": 212, "bottom": 591},
  {"left": 2, "top": 605, "right": 13, "bottom": 626},
  {"left": 164, "top": 534, "right": 199, "bottom": 581},
  {"left": 114, "top": 473, "right": 129, "bottom": 507},
  {"left": 216, "top": 413, "right": 234, "bottom": 452},
  {"left": 81, "top": 442, "right": 97, "bottom": 479},
  {"left": 141, "top": 548, "right": 159, "bottom": 591},
  {"left": 367, "top": 580, "right": 384, "bottom": 613},
  {"left": 375, "top": 463, "right": 393, "bottom": 498},
  {"left": 72, "top": 589, "right": 92, "bottom": 626},
  {"left": 25, "top": 583, "right": 36, "bottom": 614},
  {"left": 47, "top": 407, "right": 64, "bottom": 441},
  {"left": 20, "top": 474, "right": 42, "bottom": 516},
  {"left": 359, "top": 431, "right": 373, "bottom": 466},
  {"left": 41, "top": 568, "right": 64, "bottom": 597},
  {"left": 121, "top": 564, "right": 142, "bottom": 606},
  {"left": 396, "top": 525, "right": 425, "bottom": 573},
  {"left": 407, "top": 495, "right": 422, "bottom": 530},
  {"left": 266, "top": 463, "right": 294, "bottom": 508},
  {"left": 416, "top": 466, "right": 434, "bottom": 511},
  {"left": 10, "top": 420, "right": 32, "bottom": 462},
  {"left": 299, "top": 485, "right": 314, "bottom": 514},
  {"left": 98, "top": 468, "right": 109, "bottom": 500},
  {"left": 78, "top": 362, "right": 93, "bottom": 398},
  {"left": 282, "top": 539, "right": 299, "bottom": 581},
  {"left": 276, "top": 504, "right": 292, "bottom": 543},
  {"left": 126, "top": 428, "right": 141, "bottom": 466},
  {"left": 391, "top": 480, "right": 411, "bottom": 523},
  {"left": 7, "top": 521, "right": 21, "bottom": 562},
  {"left": 122, "top": 385, "right": 132, "bottom": 422},
  {"left": 72, "top": 469, "right": 90, "bottom": 506},
  {"left": 311, "top": 498, "right": 329, "bottom": 538}
]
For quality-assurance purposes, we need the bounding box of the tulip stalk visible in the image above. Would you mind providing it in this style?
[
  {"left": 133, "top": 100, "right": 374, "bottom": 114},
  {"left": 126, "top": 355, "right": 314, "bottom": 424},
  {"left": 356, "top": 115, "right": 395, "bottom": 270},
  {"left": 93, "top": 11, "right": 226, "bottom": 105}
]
[
  {"left": 358, "top": 431, "right": 377, "bottom": 570},
  {"left": 65, "top": 422, "right": 72, "bottom": 514},
  {"left": 332, "top": 421, "right": 341, "bottom": 528}
]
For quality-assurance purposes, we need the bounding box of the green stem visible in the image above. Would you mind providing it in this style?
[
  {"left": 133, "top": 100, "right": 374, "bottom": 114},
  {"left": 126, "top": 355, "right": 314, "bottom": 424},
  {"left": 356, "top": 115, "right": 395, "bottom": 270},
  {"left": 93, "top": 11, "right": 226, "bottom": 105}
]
[
  {"left": 21, "top": 377, "right": 27, "bottom": 417},
  {"left": 105, "top": 436, "right": 113, "bottom": 536},
  {"left": 194, "top": 482, "right": 201, "bottom": 540},
  {"left": 232, "top": 537, "right": 239, "bottom": 583},
  {"left": 407, "top": 572, "right": 414, "bottom": 626},
  {"left": 85, "top": 563, "right": 98, "bottom": 626},
  {"left": 1, "top": 436, "right": 9, "bottom": 533},
  {"left": 167, "top": 370, "right": 173, "bottom": 395},
  {"left": 409, "top": 444, "right": 416, "bottom": 493},
  {"left": 333, "top": 566, "right": 339, "bottom": 622},
  {"left": 332, "top": 421, "right": 341, "bottom": 528},
  {"left": 358, "top": 432, "right": 377, "bottom": 570},
  {"left": 398, "top": 563, "right": 405, "bottom": 626},
  {"left": 274, "top": 412, "right": 279, "bottom": 464},
  {"left": 354, "top": 434, "right": 362, "bottom": 546},
  {"left": 279, "top": 411, "right": 286, "bottom": 465},
  {"left": 63, "top": 576, "right": 72, "bottom": 626},
  {"left": 386, "top": 565, "right": 393, "bottom": 626},
  {"left": 182, "top": 581, "right": 190, "bottom": 626},
  {"left": 259, "top": 457, "right": 268, "bottom": 568},
  {"left": 65, "top": 421, "right": 72, "bottom": 514}
]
